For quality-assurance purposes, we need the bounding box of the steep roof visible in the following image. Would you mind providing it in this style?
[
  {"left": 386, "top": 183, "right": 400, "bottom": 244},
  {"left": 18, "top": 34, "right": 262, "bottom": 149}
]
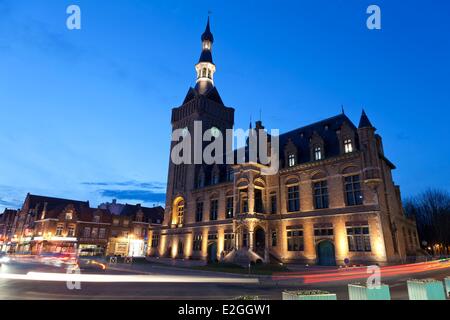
[
  {"left": 183, "top": 86, "right": 224, "bottom": 105},
  {"left": 120, "top": 204, "right": 164, "bottom": 224},
  {"left": 279, "top": 113, "right": 358, "bottom": 167},
  {"left": 358, "top": 110, "right": 374, "bottom": 128}
]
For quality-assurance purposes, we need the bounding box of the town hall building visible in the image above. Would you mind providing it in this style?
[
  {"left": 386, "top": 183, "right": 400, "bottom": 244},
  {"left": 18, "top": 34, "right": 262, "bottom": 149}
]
[{"left": 148, "top": 18, "right": 420, "bottom": 266}]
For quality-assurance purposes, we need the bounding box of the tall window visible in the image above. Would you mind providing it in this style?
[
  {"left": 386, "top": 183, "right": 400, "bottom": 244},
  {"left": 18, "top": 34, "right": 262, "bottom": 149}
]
[
  {"left": 210, "top": 199, "right": 218, "bottom": 221},
  {"left": 347, "top": 226, "right": 371, "bottom": 252},
  {"left": 271, "top": 230, "right": 277, "bottom": 247},
  {"left": 270, "top": 194, "right": 277, "bottom": 214},
  {"left": 99, "top": 228, "right": 106, "bottom": 239},
  {"left": 314, "top": 146, "right": 322, "bottom": 161},
  {"left": 197, "top": 172, "right": 205, "bottom": 188},
  {"left": 344, "top": 139, "right": 353, "bottom": 153},
  {"left": 91, "top": 227, "right": 98, "bottom": 238},
  {"left": 151, "top": 234, "right": 160, "bottom": 248},
  {"left": 287, "top": 186, "right": 300, "bottom": 212},
  {"left": 211, "top": 172, "right": 219, "bottom": 185},
  {"left": 314, "top": 181, "right": 329, "bottom": 209},
  {"left": 193, "top": 234, "right": 203, "bottom": 251},
  {"left": 67, "top": 225, "right": 75, "bottom": 237},
  {"left": 345, "top": 175, "right": 363, "bottom": 206},
  {"left": 56, "top": 224, "right": 64, "bottom": 236},
  {"left": 224, "top": 233, "right": 234, "bottom": 251},
  {"left": 288, "top": 153, "right": 296, "bottom": 167},
  {"left": 83, "top": 227, "right": 91, "bottom": 238},
  {"left": 242, "top": 196, "right": 248, "bottom": 213},
  {"left": 195, "top": 202, "right": 203, "bottom": 222},
  {"left": 226, "top": 168, "right": 233, "bottom": 182},
  {"left": 287, "top": 228, "right": 304, "bottom": 251},
  {"left": 226, "top": 197, "right": 234, "bottom": 219},
  {"left": 177, "top": 200, "right": 184, "bottom": 225}
]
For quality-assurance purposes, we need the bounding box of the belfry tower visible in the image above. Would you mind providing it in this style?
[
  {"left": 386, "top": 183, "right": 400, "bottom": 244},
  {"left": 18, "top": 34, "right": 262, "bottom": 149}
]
[{"left": 164, "top": 18, "right": 235, "bottom": 228}]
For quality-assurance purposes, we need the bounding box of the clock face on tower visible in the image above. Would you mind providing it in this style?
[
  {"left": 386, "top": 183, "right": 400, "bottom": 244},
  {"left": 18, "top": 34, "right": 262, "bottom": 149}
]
[{"left": 211, "top": 126, "right": 220, "bottom": 138}]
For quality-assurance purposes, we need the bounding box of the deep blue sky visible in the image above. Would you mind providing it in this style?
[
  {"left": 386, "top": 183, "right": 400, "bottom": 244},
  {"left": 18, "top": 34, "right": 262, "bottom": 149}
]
[{"left": 1, "top": 0, "right": 449, "bottom": 211}]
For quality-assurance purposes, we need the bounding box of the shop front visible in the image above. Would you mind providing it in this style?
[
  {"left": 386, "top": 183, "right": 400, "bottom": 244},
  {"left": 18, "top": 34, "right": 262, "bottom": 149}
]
[{"left": 31, "top": 236, "right": 78, "bottom": 254}]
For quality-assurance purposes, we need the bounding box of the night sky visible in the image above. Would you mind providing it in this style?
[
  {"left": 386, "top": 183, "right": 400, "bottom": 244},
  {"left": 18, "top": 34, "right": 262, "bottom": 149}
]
[{"left": 1, "top": 0, "right": 449, "bottom": 211}]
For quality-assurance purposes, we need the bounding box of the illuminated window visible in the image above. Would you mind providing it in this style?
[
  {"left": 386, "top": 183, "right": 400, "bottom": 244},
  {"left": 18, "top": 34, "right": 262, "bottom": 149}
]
[
  {"left": 210, "top": 199, "right": 218, "bottom": 221},
  {"left": 67, "top": 225, "right": 75, "bottom": 237},
  {"left": 344, "top": 139, "right": 353, "bottom": 153},
  {"left": 287, "top": 228, "right": 304, "bottom": 251},
  {"left": 65, "top": 212, "right": 73, "bottom": 220},
  {"left": 123, "top": 220, "right": 129, "bottom": 227},
  {"left": 113, "top": 219, "right": 119, "bottom": 226},
  {"left": 56, "top": 224, "right": 64, "bottom": 236},
  {"left": 347, "top": 226, "right": 371, "bottom": 252},
  {"left": 287, "top": 186, "right": 300, "bottom": 212},
  {"left": 193, "top": 234, "right": 203, "bottom": 251},
  {"left": 314, "top": 146, "right": 322, "bottom": 161},
  {"left": 226, "top": 197, "right": 234, "bottom": 219},
  {"left": 288, "top": 153, "right": 296, "bottom": 167},
  {"left": 177, "top": 201, "right": 184, "bottom": 225},
  {"left": 91, "top": 227, "right": 98, "bottom": 238},
  {"left": 313, "top": 181, "right": 329, "bottom": 209},
  {"left": 345, "top": 175, "right": 363, "bottom": 206}
]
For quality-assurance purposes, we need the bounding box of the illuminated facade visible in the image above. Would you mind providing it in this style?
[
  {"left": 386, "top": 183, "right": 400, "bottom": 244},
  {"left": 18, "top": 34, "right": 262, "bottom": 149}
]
[
  {"left": 0, "top": 194, "right": 164, "bottom": 256},
  {"left": 149, "top": 19, "right": 421, "bottom": 266}
]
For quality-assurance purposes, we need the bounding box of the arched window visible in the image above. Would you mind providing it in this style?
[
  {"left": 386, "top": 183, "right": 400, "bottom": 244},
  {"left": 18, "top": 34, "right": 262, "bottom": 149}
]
[
  {"left": 344, "top": 139, "right": 353, "bottom": 153},
  {"left": 177, "top": 200, "right": 184, "bottom": 225},
  {"left": 197, "top": 171, "right": 205, "bottom": 188},
  {"left": 314, "top": 146, "right": 322, "bottom": 161},
  {"left": 288, "top": 153, "right": 296, "bottom": 167}
]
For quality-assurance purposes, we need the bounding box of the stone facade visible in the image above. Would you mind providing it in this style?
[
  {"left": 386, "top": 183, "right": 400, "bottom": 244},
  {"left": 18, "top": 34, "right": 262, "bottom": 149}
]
[{"left": 148, "top": 19, "right": 420, "bottom": 266}]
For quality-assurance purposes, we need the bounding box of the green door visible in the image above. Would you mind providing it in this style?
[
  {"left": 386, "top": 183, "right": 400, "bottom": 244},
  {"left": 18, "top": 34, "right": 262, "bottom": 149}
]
[
  {"left": 317, "top": 240, "right": 336, "bottom": 266},
  {"left": 207, "top": 242, "right": 218, "bottom": 264}
]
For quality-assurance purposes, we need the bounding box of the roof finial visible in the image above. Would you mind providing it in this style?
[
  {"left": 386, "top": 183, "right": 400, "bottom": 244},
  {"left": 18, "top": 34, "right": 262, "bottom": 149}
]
[{"left": 341, "top": 104, "right": 345, "bottom": 115}]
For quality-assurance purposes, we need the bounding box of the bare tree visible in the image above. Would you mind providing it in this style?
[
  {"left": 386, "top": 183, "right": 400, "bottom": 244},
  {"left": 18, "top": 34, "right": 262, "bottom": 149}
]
[{"left": 404, "top": 188, "right": 450, "bottom": 255}]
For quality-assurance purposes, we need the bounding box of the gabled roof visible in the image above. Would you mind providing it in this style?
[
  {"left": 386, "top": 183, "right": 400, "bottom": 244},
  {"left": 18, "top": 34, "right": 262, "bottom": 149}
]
[{"left": 26, "top": 194, "right": 89, "bottom": 217}]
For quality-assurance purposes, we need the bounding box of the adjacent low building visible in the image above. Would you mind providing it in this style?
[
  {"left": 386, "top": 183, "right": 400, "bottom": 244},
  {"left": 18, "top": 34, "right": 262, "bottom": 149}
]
[{"left": 0, "top": 194, "right": 164, "bottom": 257}]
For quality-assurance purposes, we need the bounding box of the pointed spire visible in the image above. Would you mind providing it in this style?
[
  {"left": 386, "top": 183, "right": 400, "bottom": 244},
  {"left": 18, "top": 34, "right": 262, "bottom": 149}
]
[
  {"left": 201, "top": 16, "right": 214, "bottom": 43},
  {"left": 358, "top": 109, "right": 374, "bottom": 128},
  {"left": 341, "top": 105, "right": 345, "bottom": 115}
]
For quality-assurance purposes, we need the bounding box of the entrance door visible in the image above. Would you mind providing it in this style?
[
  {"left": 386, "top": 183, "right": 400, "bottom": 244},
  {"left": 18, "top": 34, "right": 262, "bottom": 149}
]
[
  {"left": 207, "top": 242, "right": 218, "bottom": 264},
  {"left": 317, "top": 240, "right": 336, "bottom": 266},
  {"left": 254, "top": 228, "right": 266, "bottom": 258}
]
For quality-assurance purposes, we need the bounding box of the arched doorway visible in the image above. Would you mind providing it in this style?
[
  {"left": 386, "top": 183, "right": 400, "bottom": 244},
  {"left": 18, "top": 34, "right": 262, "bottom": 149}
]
[
  {"left": 207, "top": 242, "right": 218, "bottom": 264},
  {"left": 317, "top": 240, "right": 336, "bottom": 266},
  {"left": 254, "top": 227, "right": 266, "bottom": 258}
]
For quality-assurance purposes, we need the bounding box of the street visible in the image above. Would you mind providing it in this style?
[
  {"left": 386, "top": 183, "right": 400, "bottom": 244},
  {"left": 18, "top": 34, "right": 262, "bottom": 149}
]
[{"left": 0, "top": 258, "right": 449, "bottom": 300}]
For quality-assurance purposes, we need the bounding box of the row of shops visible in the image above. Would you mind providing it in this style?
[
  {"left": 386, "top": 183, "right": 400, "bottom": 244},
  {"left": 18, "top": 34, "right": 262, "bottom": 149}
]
[{"left": 0, "top": 236, "right": 147, "bottom": 257}]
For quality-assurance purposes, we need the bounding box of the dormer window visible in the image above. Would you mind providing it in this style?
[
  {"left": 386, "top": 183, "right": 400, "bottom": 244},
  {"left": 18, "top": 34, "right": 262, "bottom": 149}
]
[
  {"left": 344, "top": 139, "right": 353, "bottom": 153},
  {"left": 65, "top": 212, "right": 73, "bottom": 220},
  {"left": 314, "top": 146, "right": 322, "bottom": 161},
  {"left": 288, "top": 153, "right": 296, "bottom": 167},
  {"left": 93, "top": 215, "right": 100, "bottom": 223}
]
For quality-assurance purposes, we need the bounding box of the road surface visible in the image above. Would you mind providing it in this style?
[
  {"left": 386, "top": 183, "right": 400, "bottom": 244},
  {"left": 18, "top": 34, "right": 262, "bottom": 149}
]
[{"left": 0, "top": 258, "right": 449, "bottom": 300}]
